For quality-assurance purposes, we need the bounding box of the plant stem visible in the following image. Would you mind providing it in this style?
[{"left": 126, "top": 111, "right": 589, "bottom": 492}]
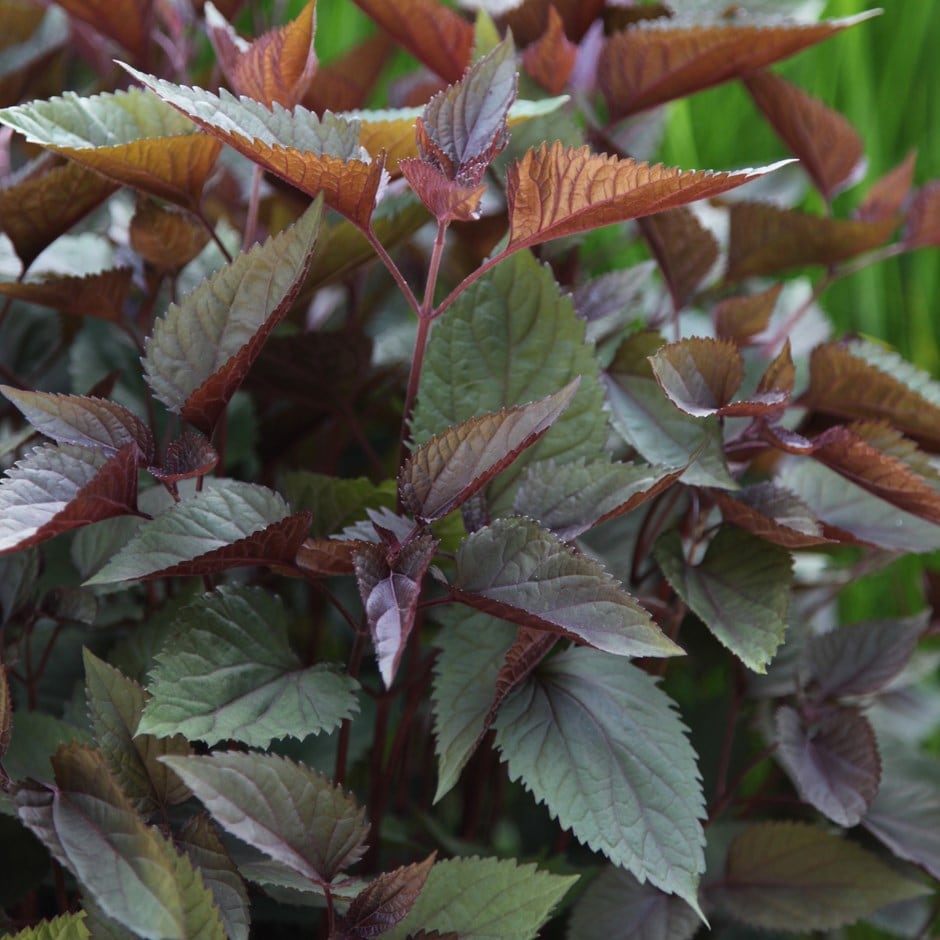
[
  {"left": 365, "top": 226, "right": 421, "bottom": 318},
  {"left": 196, "top": 209, "right": 233, "bottom": 263}
]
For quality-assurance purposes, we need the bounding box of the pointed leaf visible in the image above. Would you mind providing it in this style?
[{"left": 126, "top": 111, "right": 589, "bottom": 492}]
[
  {"left": 1, "top": 386, "right": 153, "bottom": 462},
  {"left": 55, "top": 0, "right": 152, "bottom": 60},
  {"left": 296, "top": 537, "right": 374, "bottom": 577},
  {"left": 565, "top": 866, "right": 699, "bottom": 940},
  {"left": 401, "top": 380, "right": 579, "bottom": 523},
  {"left": 350, "top": 0, "right": 473, "bottom": 83},
  {"left": 710, "top": 483, "right": 830, "bottom": 549},
  {"left": 513, "top": 457, "right": 683, "bottom": 541},
  {"left": 83, "top": 649, "right": 191, "bottom": 815},
  {"left": 0, "top": 89, "right": 222, "bottom": 209},
  {"left": 904, "top": 181, "right": 940, "bottom": 248},
  {"left": 506, "top": 143, "right": 787, "bottom": 251},
  {"left": 655, "top": 527, "right": 791, "bottom": 672},
  {"left": 130, "top": 200, "right": 210, "bottom": 273},
  {"left": 745, "top": 70, "right": 864, "bottom": 201},
  {"left": 354, "top": 532, "right": 437, "bottom": 688},
  {"left": 649, "top": 337, "right": 743, "bottom": 417},
  {"left": 341, "top": 853, "right": 436, "bottom": 938},
  {"left": 399, "top": 158, "right": 486, "bottom": 222},
  {"left": 714, "top": 284, "right": 783, "bottom": 343},
  {"left": 0, "top": 4, "right": 69, "bottom": 109},
  {"left": 495, "top": 648, "right": 705, "bottom": 910},
  {"left": 726, "top": 202, "right": 897, "bottom": 280},
  {"left": 858, "top": 151, "right": 917, "bottom": 223},
  {"left": 160, "top": 751, "right": 368, "bottom": 885},
  {"left": 0, "top": 269, "right": 133, "bottom": 323},
  {"left": 150, "top": 431, "right": 219, "bottom": 486},
  {"left": 86, "top": 480, "right": 308, "bottom": 583},
  {"left": 140, "top": 586, "right": 358, "bottom": 748},
  {"left": 502, "top": 0, "right": 606, "bottom": 45},
  {"left": 1, "top": 913, "right": 89, "bottom": 940},
  {"left": 144, "top": 197, "right": 323, "bottom": 433},
  {"left": 599, "top": 12, "right": 879, "bottom": 118},
  {"left": 639, "top": 207, "right": 718, "bottom": 310},
  {"left": 455, "top": 516, "right": 682, "bottom": 657},
  {"left": 0, "top": 443, "right": 138, "bottom": 555},
  {"left": 384, "top": 856, "right": 577, "bottom": 940},
  {"left": 522, "top": 7, "right": 577, "bottom": 95},
  {"left": 719, "top": 822, "right": 927, "bottom": 931}
]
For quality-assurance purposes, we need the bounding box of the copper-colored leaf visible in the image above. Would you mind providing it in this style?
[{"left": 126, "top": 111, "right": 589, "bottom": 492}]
[
  {"left": 399, "top": 158, "right": 486, "bottom": 222},
  {"left": 340, "top": 853, "right": 436, "bottom": 937},
  {"left": 0, "top": 159, "right": 117, "bottom": 268},
  {"left": 296, "top": 537, "right": 371, "bottom": 577},
  {"left": 206, "top": 0, "right": 317, "bottom": 108},
  {"left": 0, "top": 269, "right": 132, "bottom": 323},
  {"left": 522, "top": 7, "right": 576, "bottom": 96},
  {"left": 904, "top": 181, "right": 940, "bottom": 249},
  {"left": 485, "top": 627, "right": 556, "bottom": 730},
  {"left": 639, "top": 207, "right": 718, "bottom": 309},
  {"left": 0, "top": 3, "right": 69, "bottom": 109},
  {"left": 506, "top": 143, "right": 787, "bottom": 252},
  {"left": 744, "top": 70, "right": 864, "bottom": 202},
  {"left": 757, "top": 339, "right": 795, "bottom": 398},
  {"left": 303, "top": 34, "right": 394, "bottom": 114},
  {"left": 714, "top": 284, "right": 783, "bottom": 343},
  {"left": 350, "top": 0, "right": 473, "bottom": 83},
  {"left": 150, "top": 431, "right": 219, "bottom": 486},
  {"left": 130, "top": 200, "right": 210, "bottom": 273},
  {"left": 55, "top": 0, "right": 152, "bottom": 60},
  {"left": 856, "top": 151, "right": 916, "bottom": 223},
  {"left": 503, "top": 0, "right": 606, "bottom": 46},
  {"left": 725, "top": 202, "right": 897, "bottom": 280},
  {"left": 711, "top": 483, "right": 831, "bottom": 549},
  {"left": 598, "top": 12, "right": 879, "bottom": 118}
]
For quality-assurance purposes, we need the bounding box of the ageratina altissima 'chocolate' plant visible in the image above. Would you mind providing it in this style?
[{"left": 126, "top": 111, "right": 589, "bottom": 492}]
[{"left": 0, "top": 1, "right": 938, "bottom": 937}]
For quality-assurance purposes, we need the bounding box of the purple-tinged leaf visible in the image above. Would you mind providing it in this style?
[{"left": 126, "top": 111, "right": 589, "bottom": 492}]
[
  {"left": 1, "top": 386, "right": 153, "bottom": 462},
  {"left": 655, "top": 527, "right": 791, "bottom": 673},
  {"left": 639, "top": 207, "right": 718, "bottom": 310},
  {"left": 857, "top": 151, "right": 917, "bottom": 223},
  {"left": 354, "top": 531, "right": 438, "bottom": 688},
  {"left": 399, "top": 158, "right": 486, "bottom": 222},
  {"left": 484, "top": 627, "right": 557, "bottom": 732},
  {"left": 718, "top": 822, "right": 927, "bottom": 932},
  {"left": 710, "top": 483, "right": 831, "bottom": 549},
  {"left": 774, "top": 705, "right": 881, "bottom": 827},
  {"left": 572, "top": 262, "right": 656, "bottom": 345},
  {"left": 714, "top": 284, "right": 783, "bottom": 343},
  {"left": 160, "top": 751, "right": 368, "bottom": 886},
  {"left": 400, "top": 380, "right": 579, "bottom": 523},
  {"left": 454, "top": 516, "right": 683, "bottom": 658},
  {"left": 143, "top": 197, "right": 323, "bottom": 434},
  {"left": 0, "top": 269, "right": 133, "bottom": 323},
  {"left": 55, "top": 0, "right": 152, "bottom": 61},
  {"left": 904, "top": 181, "right": 940, "bottom": 248},
  {"left": 149, "top": 431, "right": 219, "bottom": 486},
  {"left": 756, "top": 338, "right": 795, "bottom": 400},
  {"left": 0, "top": 443, "right": 138, "bottom": 555},
  {"left": 800, "top": 612, "right": 928, "bottom": 701},
  {"left": 522, "top": 7, "right": 577, "bottom": 96}
]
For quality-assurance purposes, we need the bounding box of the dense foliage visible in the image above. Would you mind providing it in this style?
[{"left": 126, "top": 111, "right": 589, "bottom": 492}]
[{"left": 0, "top": 1, "right": 938, "bottom": 937}]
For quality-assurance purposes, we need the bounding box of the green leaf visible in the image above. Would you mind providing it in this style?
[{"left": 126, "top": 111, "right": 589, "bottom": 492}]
[
  {"left": 83, "top": 649, "right": 191, "bottom": 815},
  {"left": 160, "top": 751, "right": 368, "bottom": 886},
  {"left": 384, "top": 856, "right": 577, "bottom": 940},
  {"left": 719, "top": 822, "right": 928, "bottom": 931},
  {"left": 455, "top": 517, "right": 682, "bottom": 657},
  {"left": 2, "top": 711, "right": 89, "bottom": 784},
  {"left": 401, "top": 380, "right": 580, "bottom": 523},
  {"left": 139, "top": 586, "right": 359, "bottom": 748},
  {"left": 282, "top": 473, "right": 396, "bottom": 538},
  {"left": 655, "top": 527, "right": 791, "bottom": 673},
  {"left": 431, "top": 607, "right": 517, "bottom": 803},
  {"left": 143, "top": 197, "right": 323, "bottom": 434},
  {"left": 2, "top": 912, "right": 89, "bottom": 940},
  {"left": 410, "top": 250, "right": 606, "bottom": 512},
  {"left": 494, "top": 648, "right": 705, "bottom": 913},
  {"left": 85, "top": 480, "right": 306, "bottom": 584}
]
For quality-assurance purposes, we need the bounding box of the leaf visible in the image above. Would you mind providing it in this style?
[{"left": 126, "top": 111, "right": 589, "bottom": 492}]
[
  {"left": 0, "top": 4, "right": 69, "bottom": 109},
  {"left": 710, "top": 483, "right": 830, "bottom": 549},
  {"left": 506, "top": 143, "right": 787, "bottom": 252},
  {"left": 904, "top": 181, "right": 940, "bottom": 248},
  {"left": 284, "top": 474, "right": 397, "bottom": 539},
  {"left": 303, "top": 33, "right": 394, "bottom": 114},
  {"left": 655, "top": 527, "right": 791, "bottom": 673},
  {"left": 1, "top": 912, "right": 90, "bottom": 940},
  {"left": 399, "top": 159, "right": 486, "bottom": 222},
  {"left": 572, "top": 261, "right": 657, "bottom": 344},
  {"left": 640, "top": 208, "right": 718, "bottom": 310},
  {"left": 123, "top": 67, "right": 385, "bottom": 227},
  {"left": 502, "top": 0, "right": 606, "bottom": 45},
  {"left": 719, "top": 821, "right": 928, "bottom": 931},
  {"left": 55, "top": 0, "right": 152, "bottom": 60},
  {"left": 0, "top": 269, "right": 133, "bottom": 323},
  {"left": 296, "top": 537, "right": 373, "bottom": 577},
  {"left": 16, "top": 743, "right": 226, "bottom": 940},
  {"left": 340, "top": 853, "right": 436, "bottom": 938},
  {"left": 521, "top": 7, "right": 576, "bottom": 95},
  {"left": 495, "top": 648, "right": 705, "bottom": 912},
  {"left": 598, "top": 11, "right": 879, "bottom": 118},
  {"left": 565, "top": 866, "right": 700, "bottom": 940},
  {"left": 383, "top": 856, "right": 577, "bottom": 940},
  {"left": 0, "top": 88, "right": 222, "bottom": 210},
  {"left": 2, "top": 711, "right": 89, "bottom": 784},
  {"left": 513, "top": 457, "right": 683, "bottom": 541},
  {"left": 401, "top": 380, "right": 579, "bottom": 523},
  {"left": 857, "top": 151, "right": 917, "bottom": 223},
  {"left": 725, "top": 202, "right": 897, "bottom": 280},
  {"left": 83, "top": 649, "right": 191, "bottom": 815},
  {"left": 143, "top": 197, "right": 322, "bottom": 433},
  {"left": 799, "top": 612, "right": 928, "bottom": 701},
  {"left": 354, "top": 532, "right": 437, "bottom": 688},
  {"left": 350, "top": 0, "right": 474, "bottom": 83},
  {"left": 160, "top": 751, "right": 369, "bottom": 886},
  {"left": 85, "top": 480, "right": 309, "bottom": 583},
  {"left": 0, "top": 443, "right": 138, "bottom": 555},
  {"left": 138, "top": 585, "right": 358, "bottom": 747},
  {"left": 410, "top": 250, "right": 607, "bottom": 511},
  {"left": 455, "top": 516, "right": 682, "bottom": 658},
  {"left": 714, "top": 284, "right": 783, "bottom": 343},
  {"left": 150, "top": 431, "right": 219, "bottom": 486},
  {"left": 1, "top": 386, "right": 153, "bottom": 462},
  {"left": 129, "top": 200, "right": 211, "bottom": 273},
  {"left": 205, "top": 0, "right": 316, "bottom": 108},
  {"left": 0, "top": 160, "right": 117, "bottom": 268}
]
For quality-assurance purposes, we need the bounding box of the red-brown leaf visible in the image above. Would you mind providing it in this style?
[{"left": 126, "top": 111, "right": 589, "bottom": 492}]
[
  {"left": 639, "top": 207, "right": 718, "bottom": 309},
  {"left": 303, "top": 34, "right": 394, "bottom": 114},
  {"left": 485, "top": 628, "right": 557, "bottom": 730},
  {"left": 714, "top": 284, "right": 782, "bottom": 343},
  {"left": 757, "top": 339, "right": 795, "bottom": 399},
  {"left": 744, "top": 70, "right": 864, "bottom": 202},
  {"left": 904, "top": 181, "right": 940, "bottom": 249},
  {"left": 522, "top": 7, "right": 577, "bottom": 96},
  {"left": 296, "top": 537, "right": 372, "bottom": 577},
  {"left": 856, "top": 151, "right": 916, "bottom": 223},
  {"left": 399, "top": 158, "right": 486, "bottom": 222},
  {"left": 503, "top": 0, "right": 606, "bottom": 46},
  {"left": 711, "top": 483, "right": 831, "bottom": 549},
  {"left": 130, "top": 200, "right": 211, "bottom": 273},
  {"left": 55, "top": 0, "right": 153, "bottom": 61},
  {"left": 150, "top": 431, "right": 219, "bottom": 486},
  {"left": 0, "top": 269, "right": 132, "bottom": 323}
]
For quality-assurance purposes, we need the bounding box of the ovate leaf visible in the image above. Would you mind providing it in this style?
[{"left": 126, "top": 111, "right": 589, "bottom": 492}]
[
  {"left": 495, "top": 648, "right": 705, "bottom": 912},
  {"left": 710, "top": 483, "right": 830, "bottom": 549},
  {"left": 55, "top": 0, "right": 152, "bottom": 60},
  {"left": 719, "top": 822, "right": 927, "bottom": 931},
  {"left": 639, "top": 207, "right": 718, "bottom": 310},
  {"left": 150, "top": 431, "right": 219, "bottom": 487},
  {"left": 655, "top": 527, "right": 791, "bottom": 673},
  {"left": 0, "top": 443, "right": 138, "bottom": 555},
  {"left": 86, "top": 480, "right": 310, "bottom": 583},
  {"left": 904, "top": 181, "right": 940, "bottom": 249},
  {"left": 522, "top": 7, "right": 577, "bottom": 95},
  {"left": 2, "top": 912, "right": 89, "bottom": 940},
  {"left": 401, "top": 380, "right": 579, "bottom": 522},
  {"left": 857, "top": 151, "right": 917, "bottom": 223},
  {"left": 130, "top": 200, "right": 210, "bottom": 273},
  {"left": 160, "top": 752, "right": 368, "bottom": 886},
  {"left": 455, "top": 516, "right": 682, "bottom": 657},
  {"left": 384, "top": 856, "right": 577, "bottom": 940},
  {"left": 0, "top": 269, "right": 133, "bottom": 324},
  {"left": 714, "top": 284, "right": 783, "bottom": 343},
  {"left": 506, "top": 143, "right": 786, "bottom": 252},
  {"left": 143, "top": 196, "right": 323, "bottom": 433}
]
